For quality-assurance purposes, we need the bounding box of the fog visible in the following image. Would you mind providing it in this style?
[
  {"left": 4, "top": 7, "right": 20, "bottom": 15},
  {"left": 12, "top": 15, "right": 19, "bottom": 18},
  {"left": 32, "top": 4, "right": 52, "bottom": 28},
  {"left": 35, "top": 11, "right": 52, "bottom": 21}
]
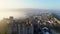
[
  {"left": 0, "top": 9, "right": 60, "bottom": 20},
  {"left": 0, "top": 11, "right": 27, "bottom": 20}
]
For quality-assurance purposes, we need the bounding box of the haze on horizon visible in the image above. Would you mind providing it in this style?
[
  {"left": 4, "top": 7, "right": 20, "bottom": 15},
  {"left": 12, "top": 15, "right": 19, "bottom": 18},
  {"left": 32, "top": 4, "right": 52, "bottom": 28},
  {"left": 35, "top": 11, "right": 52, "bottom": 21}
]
[
  {"left": 0, "top": 0, "right": 60, "bottom": 19},
  {"left": 0, "top": 11, "right": 27, "bottom": 20}
]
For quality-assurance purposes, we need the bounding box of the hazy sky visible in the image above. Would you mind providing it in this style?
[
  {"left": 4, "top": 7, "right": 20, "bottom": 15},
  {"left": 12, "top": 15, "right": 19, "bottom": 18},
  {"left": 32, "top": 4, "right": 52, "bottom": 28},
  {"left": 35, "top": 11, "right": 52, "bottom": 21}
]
[
  {"left": 0, "top": 0, "right": 60, "bottom": 9},
  {"left": 0, "top": 0, "right": 60, "bottom": 19}
]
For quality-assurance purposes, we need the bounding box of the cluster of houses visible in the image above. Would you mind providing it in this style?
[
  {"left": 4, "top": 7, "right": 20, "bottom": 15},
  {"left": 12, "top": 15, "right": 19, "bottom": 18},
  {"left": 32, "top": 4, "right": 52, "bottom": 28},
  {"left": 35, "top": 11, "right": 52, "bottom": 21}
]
[{"left": 3, "top": 13, "right": 56, "bottom": 34}]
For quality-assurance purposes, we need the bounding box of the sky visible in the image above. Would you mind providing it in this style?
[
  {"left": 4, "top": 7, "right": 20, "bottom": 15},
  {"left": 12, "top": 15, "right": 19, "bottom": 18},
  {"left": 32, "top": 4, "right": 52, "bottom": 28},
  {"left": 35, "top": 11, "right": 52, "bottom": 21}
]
[
  {"left": 0, "top": 0, "right": 60, "bottom": 20},
  {"left": 0, "top": 0, "right": 60, "bottom": 9}
]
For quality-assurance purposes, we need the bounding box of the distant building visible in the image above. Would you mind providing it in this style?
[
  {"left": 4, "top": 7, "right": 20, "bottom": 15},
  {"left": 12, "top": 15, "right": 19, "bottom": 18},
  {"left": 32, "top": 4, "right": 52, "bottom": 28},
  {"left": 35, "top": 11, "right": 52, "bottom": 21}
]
[
  {"left": 8, "top": 17, "right": 34, "bottom": 34},
  {"left": 8, "top": 13, "right": 52, "bottom": 34}
]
